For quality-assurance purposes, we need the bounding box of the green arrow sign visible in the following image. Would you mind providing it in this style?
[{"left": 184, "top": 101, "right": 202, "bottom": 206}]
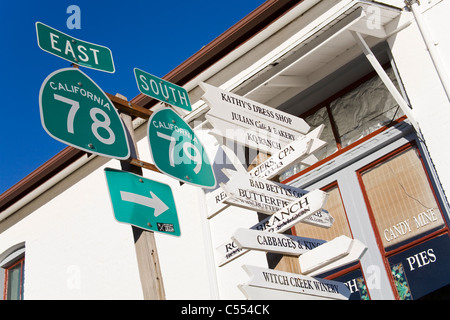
[
  {"left": 134, "top": 68, "right": 192, "bottom": 111},
  {"left": 148, "top": 108, "right": 216, "bottom": 188},
  {"left": 104, "top": 168, "right": 180, "bottom": 236},
  {"left": 36, "top": 22, "right": 115, "bottom": 73},
  {"left": 39, "top": 68, "right": 130, "bottom": 160}
]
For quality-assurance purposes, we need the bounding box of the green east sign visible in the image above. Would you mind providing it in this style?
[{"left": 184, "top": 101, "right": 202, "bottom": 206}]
[
  {"left": 39, "top": 68, "right": 130, "bottom": 160},
  {"left": 104, "top": 168, "right": 180, "bottom": 236},
  {"left": 148, "top": 108, "right": 216, "bottom": 188},
  {"left": 36, "top": 22, "right": 115, "bottom": 73},
  {"left": 134, "top": 68, "right": 192, "bottom": 111}
]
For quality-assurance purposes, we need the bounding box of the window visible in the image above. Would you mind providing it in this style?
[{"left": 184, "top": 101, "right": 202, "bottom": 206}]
[
  {"left": 274, "top": 183, "right": 353, "bottom": 271},
  {"left": 358, "top": 143, "right": 446, "bottom": 251},
  {"left": 280, "top": 67, "right": 405, "bottom": 181},
  {"left": 1, "top": 246, "right": 25, "bottom": 300}
]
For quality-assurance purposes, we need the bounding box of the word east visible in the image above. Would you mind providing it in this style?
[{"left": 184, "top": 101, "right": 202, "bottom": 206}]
[{"left": 50, "top": 33, "right": 100, "bottom": 65}]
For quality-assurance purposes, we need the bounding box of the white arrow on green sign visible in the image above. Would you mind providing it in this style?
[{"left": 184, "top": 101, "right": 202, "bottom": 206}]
[
  {"left": 39, "top": 68, "right": 130, "bottom": 160},
  {"left": 104, "top": 168, "right": 180, "bottom": 236},
  {"left": 36, "top": 22, "right": 115, "bottom": 73},
  {"left": 134, "top": 68, "right": 192, "bottom": 111},
  {"left": 147, "top": 108, "right": 216, "bottom": 189}
]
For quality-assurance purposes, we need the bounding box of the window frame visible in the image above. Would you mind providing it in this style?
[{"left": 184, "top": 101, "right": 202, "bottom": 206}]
[
  {"left": 3, "top": 256, "right": 25, "bottom": 300},
  {"left": 282, "top": 64, "right": 406, "bottom": 184},
  {"left": 356, "top": 141, "right": 450, "bottom": 299}
]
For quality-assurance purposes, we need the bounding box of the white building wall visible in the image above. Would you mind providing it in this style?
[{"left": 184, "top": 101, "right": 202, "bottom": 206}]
[
  {"left": 0, "top": 158, "right": 143, "bottom": 299},
  {"left": 388, "top": 0, "right": 450, "bottom": 214}
]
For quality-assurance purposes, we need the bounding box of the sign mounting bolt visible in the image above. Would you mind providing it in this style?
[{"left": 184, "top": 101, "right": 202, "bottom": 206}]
[{"left": 88, "top": 143, "right": 94, "bottom": 149}]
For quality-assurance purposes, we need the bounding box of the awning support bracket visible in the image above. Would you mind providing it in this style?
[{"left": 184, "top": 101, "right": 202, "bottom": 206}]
[{"left": 351, "top": 30, "right": 420, "bottom": 132}]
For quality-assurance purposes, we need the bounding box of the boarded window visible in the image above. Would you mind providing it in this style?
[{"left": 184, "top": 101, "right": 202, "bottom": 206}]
[{"left": 358, "top": 144, "right": 446, "bottom": 250}]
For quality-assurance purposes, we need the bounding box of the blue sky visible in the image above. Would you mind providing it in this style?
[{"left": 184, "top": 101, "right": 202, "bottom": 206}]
[{"left": 0, "top": 0, "right": 264, "bottom": 194}]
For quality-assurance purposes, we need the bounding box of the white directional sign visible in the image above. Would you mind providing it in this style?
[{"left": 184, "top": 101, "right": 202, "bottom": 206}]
[
  {"left": 201, "top": 82, "right": 311, "bottom": 154},
  {"left": 298, "top": 235, "right": 353, "bottom": 274},
  {"left": 238, "top": 284, "right": 335, "bottom": 300},
  {"left": 241, "top": 265, "right": 351, "bottom": 300},
  {"left": 248, "top": 125, "right": 326, "bottom": 180},
  {"left": 304, "top": 239, "right": 368, "bottom": 277},
  {"left": 232, "top": 228, "right": 326, "bottom": 256},
  {"left": 206, "top": 170, "right": 308, "bottom": 218},
  {"left": 217, "top": 189, "right": 328, "bottom": 266},
  {"left": 200, "top": 82, "right": 310, "bottom": 133}
]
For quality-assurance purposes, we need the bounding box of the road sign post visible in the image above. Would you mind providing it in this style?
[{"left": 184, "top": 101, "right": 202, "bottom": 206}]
[
  {"left": 39, "top": 68, "right": 130, "bottom": 160},
  {"left": 116, "top": 106, "right": 165, "bottom": 300},
  {"left": 147, "top": 108, "right": 216, "bottom": 188},
  {"left": 36, "top": 22, "right": 115, "bottom": 73}
]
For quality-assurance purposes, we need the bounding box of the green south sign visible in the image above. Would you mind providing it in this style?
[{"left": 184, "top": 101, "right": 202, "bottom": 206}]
[
  {"left": 134, "top": 68, "right": 192, "bottom": 111},
  {"left": 148, "top": 108, "right": 216, "bottom": 189},
  {"left": 36, "top": 22, "right": 115, "bottom": 73},
  {"left": 39, "top": 68, "right": 130, "bottom": 160}
]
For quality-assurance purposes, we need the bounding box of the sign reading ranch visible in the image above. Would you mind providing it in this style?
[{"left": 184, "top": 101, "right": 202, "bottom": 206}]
[{"left": 217, "top": 189, "right": 329, "bottom": 266}]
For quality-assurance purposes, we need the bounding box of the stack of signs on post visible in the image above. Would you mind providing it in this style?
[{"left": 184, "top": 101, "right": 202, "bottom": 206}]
[
  {"left": 200, "top": 82, "right": 310, "bottom": 155},
  {"left": 233, "top": 233, "right": 367, "bottom": 300},
  {"left": 212, "top": 169, "right": 334, "bottom": 228},
  {"left": 232, "top": 230, "right": 367, "bottom": 276},
  {"left": 216, "top": 189, "right": 329, "bottom": 266}
]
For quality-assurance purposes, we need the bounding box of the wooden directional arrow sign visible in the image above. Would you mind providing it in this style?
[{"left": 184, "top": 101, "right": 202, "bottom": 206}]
[
  {"left": 248, "top": 125, "right": 326, "bottom": 180},
  {"left": 238, "top": 284, "right": 334, "bottom": 300},
  {"left": 201, "top": 82, "right": 310, "bottom": 154},
  {"left": 232, "top": 228, "right": 326, "bottom": 256},
  {"left": 303, "top": 239, "right": 368, "bottom": 277},
  {"left": 298, "top": 235, "right": 353, "bottom": 274},
  {"left": 241, "top": 265, "right": 351, "bottom": 300},
  {"left": 217, "top": 189, "right": 328, "bottom": 266},
  {"left": 201, "top": 82, "right": 310, "bottom": 134}
]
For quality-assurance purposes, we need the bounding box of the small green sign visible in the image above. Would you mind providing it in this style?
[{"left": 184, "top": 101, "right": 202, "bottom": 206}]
[
  {"left": 148, "top": 108, "right": 216, "bottom": 188},
  {"left": 134, "top": 68, "right": 192, "bottom": 111},
  {"left": 104, "top": 168, "right": 180, "bottom": 236},
  {"left": 39, "top": 68, "right": 130, "bottom": 160},
  {"left": 36, "top": 22, "right": 115, "bottom": 73}
]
